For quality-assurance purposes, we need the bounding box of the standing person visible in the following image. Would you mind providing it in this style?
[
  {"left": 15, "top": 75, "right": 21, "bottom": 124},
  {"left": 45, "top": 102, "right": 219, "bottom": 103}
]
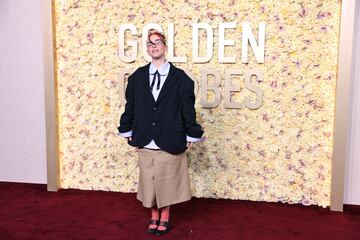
[{"left": 118, "top": 29, "right": 204, "bottom": 236}]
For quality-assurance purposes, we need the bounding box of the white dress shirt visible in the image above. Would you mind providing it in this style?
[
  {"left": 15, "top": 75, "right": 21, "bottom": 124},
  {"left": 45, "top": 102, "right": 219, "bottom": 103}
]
[{"left": 119, "top": 60, "right": 202, "bottom": 149}]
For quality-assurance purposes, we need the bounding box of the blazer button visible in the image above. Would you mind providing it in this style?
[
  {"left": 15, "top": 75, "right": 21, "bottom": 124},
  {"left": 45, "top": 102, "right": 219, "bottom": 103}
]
[
  {"left": 152, "top": 122, "right": 156, "bottom": 126},
  {"left": 153, "top": 107, "right": 156, "bottom": 110}
]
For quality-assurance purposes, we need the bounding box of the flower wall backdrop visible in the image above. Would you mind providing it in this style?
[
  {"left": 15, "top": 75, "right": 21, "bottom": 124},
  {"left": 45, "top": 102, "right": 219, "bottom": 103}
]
[{"left": 54, "top": 0, "right": 341, "bottom": 207}]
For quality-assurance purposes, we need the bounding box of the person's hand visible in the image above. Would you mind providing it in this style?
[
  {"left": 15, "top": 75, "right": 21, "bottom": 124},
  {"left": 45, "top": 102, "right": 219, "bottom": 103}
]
[
  {"left": 187, "top": 142, "right": 194, "bottom": 148},
  {"left": 126, "top": 137, "right": 139, "bottom": 151}
]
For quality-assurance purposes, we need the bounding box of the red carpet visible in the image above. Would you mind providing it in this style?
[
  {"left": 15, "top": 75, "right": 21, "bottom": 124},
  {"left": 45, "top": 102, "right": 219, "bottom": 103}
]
[{"left": 0, "top": 182, "right": 359, "bottom": 240}]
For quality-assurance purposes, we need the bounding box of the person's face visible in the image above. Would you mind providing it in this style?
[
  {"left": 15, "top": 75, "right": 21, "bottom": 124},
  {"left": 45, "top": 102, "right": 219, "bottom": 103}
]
[{"left": 146, "top": 34, "right": 167, "bottom": 60}]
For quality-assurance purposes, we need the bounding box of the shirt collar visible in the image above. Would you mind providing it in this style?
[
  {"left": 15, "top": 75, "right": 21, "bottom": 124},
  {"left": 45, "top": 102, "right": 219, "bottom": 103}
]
[{"left": 149, "top": 60, "right": 170, "bottom": 75}]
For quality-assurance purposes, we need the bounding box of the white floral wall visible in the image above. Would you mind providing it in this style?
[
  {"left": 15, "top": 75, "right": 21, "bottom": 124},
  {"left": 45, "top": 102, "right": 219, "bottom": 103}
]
[{"left": 54, "top": 0, "right": 341, "bottom": 207}]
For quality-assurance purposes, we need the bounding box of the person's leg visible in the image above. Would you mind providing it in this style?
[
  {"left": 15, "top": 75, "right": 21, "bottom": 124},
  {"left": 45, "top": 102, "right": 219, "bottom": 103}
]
[
  {"left": 148, "top": 206, "right": 160, "bottom": 229},
  {"left": 157, "top": 205, "right": 170, "bottom": 231}
]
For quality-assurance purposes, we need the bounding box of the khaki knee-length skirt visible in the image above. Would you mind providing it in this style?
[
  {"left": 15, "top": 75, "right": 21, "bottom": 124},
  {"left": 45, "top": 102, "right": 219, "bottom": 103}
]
[{"left": 136, "top": 148, "right": 192, "bottom": 208}]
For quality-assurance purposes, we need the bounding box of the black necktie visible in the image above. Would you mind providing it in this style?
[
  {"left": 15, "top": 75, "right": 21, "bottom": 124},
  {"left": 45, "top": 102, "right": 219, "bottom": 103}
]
[{"left": 150, "top": 70, "right": 161, "bottom": 91}]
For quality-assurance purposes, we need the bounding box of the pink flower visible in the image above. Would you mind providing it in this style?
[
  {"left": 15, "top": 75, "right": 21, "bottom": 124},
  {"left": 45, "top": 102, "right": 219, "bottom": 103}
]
[
  {"left": 87, "top": 32, "right": 94, "bottom": 43},
  {"left": 299, "top": 8, "right": 307, "bottom": 17},
  {"left": 270, "top": 81, "right": 278, "bottom": 88},
  {"left": 301, "top": 197, "right": 312, "bottom": 206}
]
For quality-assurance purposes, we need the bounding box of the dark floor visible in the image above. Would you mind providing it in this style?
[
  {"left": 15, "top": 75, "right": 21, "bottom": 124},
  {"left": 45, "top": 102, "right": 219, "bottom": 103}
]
[{"left": 0, "top": 182, "right": 359, "bottom": 240}]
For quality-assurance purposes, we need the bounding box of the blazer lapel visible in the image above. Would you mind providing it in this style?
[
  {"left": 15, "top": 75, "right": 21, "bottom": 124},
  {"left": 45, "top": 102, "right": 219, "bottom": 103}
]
[
  {"left": 155, "top": 62, "right": 177, "bottom": 105},
  {"left": 141, "top": 63, "right": 156, "bottom": 103}
]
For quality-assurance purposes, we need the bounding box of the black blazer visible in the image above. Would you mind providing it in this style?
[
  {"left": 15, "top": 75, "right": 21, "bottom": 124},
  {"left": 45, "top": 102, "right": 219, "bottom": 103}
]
[{"left": 118, "top": 62, "right": 204, "bottom": 154}]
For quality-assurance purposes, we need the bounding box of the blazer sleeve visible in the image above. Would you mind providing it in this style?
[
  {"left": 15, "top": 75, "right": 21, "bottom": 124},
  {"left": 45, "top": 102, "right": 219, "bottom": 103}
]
[
  {"left": 118, "top": 73, "right": 135, "bottom": 133},
  {"left": 182, "top": 73, "right": 204, "bottom": 138}
]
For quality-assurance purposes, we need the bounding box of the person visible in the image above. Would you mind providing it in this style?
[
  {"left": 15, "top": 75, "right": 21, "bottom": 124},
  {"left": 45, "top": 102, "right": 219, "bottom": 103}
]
[{"left": 117, "top": 29, "right": 204, "bottom": 236}]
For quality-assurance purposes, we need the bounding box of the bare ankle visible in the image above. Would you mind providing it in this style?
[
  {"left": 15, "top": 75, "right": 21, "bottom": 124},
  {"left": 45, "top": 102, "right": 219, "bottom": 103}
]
[
  {"left": 160, "top": 206, "right": 170, "bottom": 220},
  {"left": 151, "top": 206, "right": 160, "bottom": 219}
]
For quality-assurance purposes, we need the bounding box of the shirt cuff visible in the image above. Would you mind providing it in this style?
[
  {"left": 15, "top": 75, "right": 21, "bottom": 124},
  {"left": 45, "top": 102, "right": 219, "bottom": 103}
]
[
  {"left": 118, "top": 130, "right": 132, "bottom": 138},
  {"left": 186, "top": 135, "right": 204, "bottom": 142}
]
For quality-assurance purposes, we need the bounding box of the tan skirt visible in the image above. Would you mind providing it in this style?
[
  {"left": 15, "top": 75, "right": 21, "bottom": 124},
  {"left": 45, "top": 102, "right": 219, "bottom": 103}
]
[{"left": 136, "top": 148, "right": 192, "bottom": 208}]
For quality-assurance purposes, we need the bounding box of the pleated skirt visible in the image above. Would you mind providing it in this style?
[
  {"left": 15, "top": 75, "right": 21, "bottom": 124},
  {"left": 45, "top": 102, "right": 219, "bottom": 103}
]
[{"left": 136, "top": 148, "right": 192, "bottom": 208}]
